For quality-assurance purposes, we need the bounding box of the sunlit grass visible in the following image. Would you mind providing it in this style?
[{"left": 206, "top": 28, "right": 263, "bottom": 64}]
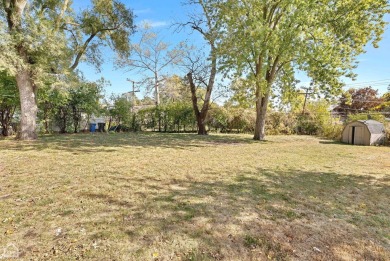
[{"left": 0, "top": 133, "right": 389, "bottom": 260}]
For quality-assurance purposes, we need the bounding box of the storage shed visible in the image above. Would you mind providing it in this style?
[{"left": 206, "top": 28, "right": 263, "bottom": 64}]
[{"left": 341, "top": 120, "right": 386, "bottom": 145}]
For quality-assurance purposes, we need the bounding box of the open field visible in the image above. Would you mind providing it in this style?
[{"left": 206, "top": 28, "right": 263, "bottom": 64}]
[{"left": 0, "top": 133, "right": 389, "bottom": 260}]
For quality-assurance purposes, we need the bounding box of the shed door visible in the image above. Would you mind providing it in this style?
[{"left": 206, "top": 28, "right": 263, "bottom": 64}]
[{"left": 351, "top": 126, "right": 363, "bottom": 145}]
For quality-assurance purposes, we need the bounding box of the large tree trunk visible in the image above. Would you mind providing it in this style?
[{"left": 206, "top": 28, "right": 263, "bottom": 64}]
[
  {"left": 196, "top": 113, "right": 208, "bottom": 135},
  {"left": 188, "top": 72, "right": 207, "bottom": 135},
  {"left": 58, "top": 107, "right": 68, "bottom": 133},
  {"left": 253, "top": 54, "right": 279, "bottom": 141},
  {"left": 253, "top": 94, "right": 269, "bottom": 140},
  {"left": 16, "top": 69, "right": 38, "bottom": 140}
]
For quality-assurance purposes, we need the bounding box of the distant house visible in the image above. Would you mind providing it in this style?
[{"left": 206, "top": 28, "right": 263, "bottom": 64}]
[{"left": 341, "top": 120, "right": 386, "bottom": 145}]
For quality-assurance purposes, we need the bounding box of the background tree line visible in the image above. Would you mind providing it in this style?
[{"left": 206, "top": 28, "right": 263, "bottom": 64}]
[{"left": 2, "top": 67, "right": 389, "bottom": 141}]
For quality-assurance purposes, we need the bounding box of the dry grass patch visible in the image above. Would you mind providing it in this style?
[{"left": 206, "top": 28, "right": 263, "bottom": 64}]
[{"left": 0, "top": 133, "right": 389, "bottom": 260}]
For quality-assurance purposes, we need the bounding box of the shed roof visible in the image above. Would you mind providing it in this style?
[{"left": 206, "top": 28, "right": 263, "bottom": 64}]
[{"left": 357, "top": 120, "right": 385, "bottom": 134}]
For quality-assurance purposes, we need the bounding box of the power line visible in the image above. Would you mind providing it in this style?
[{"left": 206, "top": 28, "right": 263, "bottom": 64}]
[
  {"left": 344, "top": 79, "right": 390, "bottom": 88},
  {"left": 344, "top": 78, "right": 390, "bottom": 85},
  {"left": 344, "top": 83, "right": 390, "bottom": 88}
]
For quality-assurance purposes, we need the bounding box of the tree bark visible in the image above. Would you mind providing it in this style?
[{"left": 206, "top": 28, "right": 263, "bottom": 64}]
[
  {"left": 16, "top": 69, "right": 38, "bottom": 140},
  {"left": 196, "top": 113, "right": 208, "bottom": 135},
  {"left": 187, "top": 72, "right": 208, "bottom": 135},
  {"left": 1, "top": 115, "right": 10, "bottom": 136},
  {"left": 0, "top": 105, "right": 15, "bottom": 136},
  {"left": 58, "top": 107, "right": 67, "bottom": 133},
  {"left": 72, "top": 106, "right": 80, "bottom": 133},
  {"left": 187, "top": 43, "right": 216, "bottom": 136},
  {"left": 253, "top": 94, "right": 269, "bottom": 140},
  {"left": 253, "top": 55, "right": 279, "bottom": 141}
]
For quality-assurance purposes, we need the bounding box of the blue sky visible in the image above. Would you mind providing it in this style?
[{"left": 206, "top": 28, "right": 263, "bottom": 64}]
[{"left": 76, "top": 1, "right": 390, "bottom": 98}]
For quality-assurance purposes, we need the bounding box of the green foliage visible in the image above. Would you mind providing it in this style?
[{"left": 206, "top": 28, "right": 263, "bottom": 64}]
[
  {"left": 265, "top": 112, "right": 296, "bottom": 135},
  {"left": 226, "top": 78, "right": 255, "bottom": 109},
  {"left": 72, "top": 0, "right": 135, "bottom": 69},
  {"left": 109, "top": 95, "right": 133, "bottom": 126},
  {"left": 0, "top": 71, "right": 19, "bottom": 136},
  {"left": 374, "top": 92, "right": 390, "bottom": 116},
  {"left": 0, "top": 71, "right": 19, "bottom": 108},
  {"left": 162, "top": 102, "right": 195, "bottom": 132},
  {"left": 0, "top": 0, "right": 135, "bottom": 77},
  {"left": 38, "top": 84, "right": 70, "bottom": 133},
  {"left": 296, "top": 100, "right": 343, "bottom": 139},
  {"left": 137, "top": 102, "right": 196, "bottom": 132},
  {"left": 205, "top": 0, "right": 389, "bottom": 139},
  {"left": 68, "top": 81, "right": 103, "bottom": 132},
  {"left": 347, "top": 113, "right": 385, "bottom": 123},
  {"left": 226, "top": 107, "right": 256, "bottom": 133},
  {"left": 37, "top": 75, "right": 104, "bottom": 133},
  {"left": 206, "top": 105, "right": 256, "bottom": 134},
  {"left": 207, "top": 106, "right": 229, "bottom": 132},
  {"left": 1, "top": 0, "right": 135, "bottom": 139}
]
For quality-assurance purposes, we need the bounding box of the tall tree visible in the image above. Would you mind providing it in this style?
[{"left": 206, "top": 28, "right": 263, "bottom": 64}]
[
  {"left": 206, "top": 0, "right": 388, "bottom": 140},
  {"left": 117, "top": 23, "right": 185, "bottom": 131},
  {"left": 181, "top": 0, "right": 219, "bottom": 135},
  {"left": 0, "top": 0, "right": 134, "bottom": 140}
]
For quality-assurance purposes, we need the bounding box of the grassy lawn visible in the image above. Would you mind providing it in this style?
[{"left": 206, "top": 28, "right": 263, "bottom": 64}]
[{"left": 0, "top": 133, "right": 389, "bottom": 260}]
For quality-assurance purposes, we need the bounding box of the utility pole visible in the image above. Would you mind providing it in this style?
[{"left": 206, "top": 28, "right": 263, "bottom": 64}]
[
  {"left": 126, "top": 79, "right": 140, "bottom": 112},
  {"left": 300, "top": 87, "right": 314, "bottom": 115}
]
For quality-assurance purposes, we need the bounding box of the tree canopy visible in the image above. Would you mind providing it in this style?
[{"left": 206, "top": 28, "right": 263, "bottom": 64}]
[
  {"left": 203, "top": 0, "right": 389, "bottom": 139},
  {"left": 0, "top": 0, "right": 135, "bottom": 139}
]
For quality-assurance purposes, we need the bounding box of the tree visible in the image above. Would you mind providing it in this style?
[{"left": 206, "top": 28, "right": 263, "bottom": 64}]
[
  {"left": 181, "top": 0, "right": 220, "bottom": 135},
  {"left": 109, "top": 95, "right": 132, "bottom": 128},
  {"left": 376, "top": 92, "right": 390, "bottom": 117},
  {"left": 37, "top": 84, "right": 69, "bottom": 134},
  {"left": 117, "top": 23, "right": 185, "bottom": 131},
  {"left": 205, "top": 0, "right": 388, "bottom": 140},
  {"left": 0, "top": 71, "right": 19, "bottom": 136},
  {"left": 333, "top": 87, "right": 384, "bottom": 117},
  {"left": 68, "top": 80, "right": 103, "bottom": 133},
  {"left": 225, "top": 78, "right": 256, "bottom": 109},
  {"left": 0, "top": 0, "right": 135, "bottom": 140},
  {"left": 159, "top": 75, "right": 191, "bottom": 103}
]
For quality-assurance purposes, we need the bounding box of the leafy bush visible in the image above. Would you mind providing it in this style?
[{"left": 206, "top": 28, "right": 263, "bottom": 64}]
[
  {"left": 347, "top": 113, "right": 386, "bottom": 123},
  {"left": 137, "top": 102, "right": 196, "bottom": 132},
  {"left": 207, "top": 106, "right": 229, "bottom": 132},
  {"left": 226, "top": 107, "right": 255, "bottom": 133},
  {"left": 266, "top": 111, "right": 296, "bottom": 135}
]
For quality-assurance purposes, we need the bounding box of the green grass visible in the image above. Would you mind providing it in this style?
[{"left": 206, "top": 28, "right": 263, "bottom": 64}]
[{"left": 0, "top": 133, "right": 389, "bottom": 260}]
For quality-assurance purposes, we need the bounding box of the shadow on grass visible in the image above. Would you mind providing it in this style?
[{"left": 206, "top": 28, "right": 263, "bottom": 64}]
[
  {"left": 318, "top": 140, "right": 347, "bottom": 145},
  {"left": 1, "top": 132, "right": 260, "bottom": 153},
  {"left": 76, "top": 168, "right": 390, "bottom": 260}
]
